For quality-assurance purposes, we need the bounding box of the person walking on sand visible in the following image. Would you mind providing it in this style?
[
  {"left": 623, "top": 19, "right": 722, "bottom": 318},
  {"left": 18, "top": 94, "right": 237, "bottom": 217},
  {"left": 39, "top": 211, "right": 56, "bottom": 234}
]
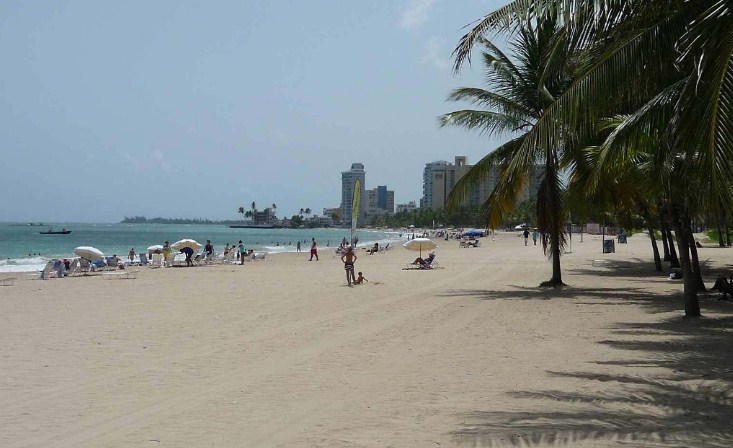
[
  {"left": 128, "top": 248, "right": 136, "bottom": 263},
  {"left": 532, "top": 228, "right": 539, "bottom": 246},
  {"left": 296, "top": 241, "right": 301, "bottom": 253},
  {"left": 238, "top": 240, "right": 246, "bottom": 265},
  {"left": 523, "top": 229, "right": 530, "bottom": 246},
  {"left": 341, "top": 246, "right": 357, "bottom": 286},
  {"left": 309, "top": 238, "right": 318, "bottom": 261}
]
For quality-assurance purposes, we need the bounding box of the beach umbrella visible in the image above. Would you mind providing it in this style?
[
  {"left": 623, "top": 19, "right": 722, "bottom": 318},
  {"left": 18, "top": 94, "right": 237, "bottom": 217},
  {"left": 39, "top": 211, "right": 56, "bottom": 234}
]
[
  {"left": 73, "top": 246, "right": 104, "bottom": 261},
  {"left": 403, "top": 238, "right": 437, "bottom": 258},
  {"left": 171, "top": 239, "right": 201, "bottom": 251},
  {"left": 147, "top": 244, "right": 164, "bottom": 253}
]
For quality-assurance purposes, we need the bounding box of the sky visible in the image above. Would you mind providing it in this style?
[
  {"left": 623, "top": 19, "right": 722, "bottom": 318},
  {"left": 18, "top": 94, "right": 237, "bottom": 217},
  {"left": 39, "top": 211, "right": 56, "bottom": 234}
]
[{"left": 0, "top": 0, "right": 509, "bottom": 222}]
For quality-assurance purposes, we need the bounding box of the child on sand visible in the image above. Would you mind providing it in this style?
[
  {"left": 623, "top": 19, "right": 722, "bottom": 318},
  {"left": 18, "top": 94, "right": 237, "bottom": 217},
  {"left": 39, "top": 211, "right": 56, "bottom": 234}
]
[{"left": 355, "top": 271, "right": 368, "bottom": 285}]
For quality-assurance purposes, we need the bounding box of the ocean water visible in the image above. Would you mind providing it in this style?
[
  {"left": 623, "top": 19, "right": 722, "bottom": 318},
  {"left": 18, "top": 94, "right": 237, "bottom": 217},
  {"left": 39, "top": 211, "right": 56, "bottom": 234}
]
[{"left": 0, "top": 223, "right": 402, "bottom": 273}]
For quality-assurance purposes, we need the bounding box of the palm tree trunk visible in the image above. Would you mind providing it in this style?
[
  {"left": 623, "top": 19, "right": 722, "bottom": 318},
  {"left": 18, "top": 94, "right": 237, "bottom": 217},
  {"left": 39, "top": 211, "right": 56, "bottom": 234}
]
[
  {"left": 648, "top": 226, "right": 663, "bottom": 272},
  {"left": 640, "top": 205, "right": 662, "bottom": 272},
  {"left": 716, "top": 214, "right": 725, "bottom": 247},
  {"left": 538, "top": 154, "right": 564, "bottom": 288},
  {"left": 666, "top": 227, "right": 681, "bottom": 268},
  {"left": 658, "top": 201, "right": 671, "bottom": 261},
  {"left": 683, "top": 211, "right": 706, "bottom": 292},
  {"left": 671, "top": 206, "right": 701, "bottom": 317},
  {"left": 660, "top": 222, "right": 671, "bottom": 261}
]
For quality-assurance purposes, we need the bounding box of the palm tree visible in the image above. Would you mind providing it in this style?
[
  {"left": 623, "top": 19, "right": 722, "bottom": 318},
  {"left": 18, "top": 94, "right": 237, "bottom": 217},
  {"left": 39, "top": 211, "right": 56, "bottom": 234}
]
[
  {"left": 299, "top": 208, "right": 304, "bottom": 218},
  {"left": 440, "top": 15, "right": 574, "bottom": 287},
  {"left": 237, "top": 206, "right": 245, "bottom": 220},
  {"left": 449, "top": 0, "right": 733, "bottom": 315},
  {"left": 305, "top": 208, "right": 312, "bottom": 219}
]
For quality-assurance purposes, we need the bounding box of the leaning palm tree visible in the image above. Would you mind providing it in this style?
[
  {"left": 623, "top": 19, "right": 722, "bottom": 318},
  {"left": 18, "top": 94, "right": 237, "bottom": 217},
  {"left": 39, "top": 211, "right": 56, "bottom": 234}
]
[{"left": 440, "top": 14, "right": 574, "bottom": 286}]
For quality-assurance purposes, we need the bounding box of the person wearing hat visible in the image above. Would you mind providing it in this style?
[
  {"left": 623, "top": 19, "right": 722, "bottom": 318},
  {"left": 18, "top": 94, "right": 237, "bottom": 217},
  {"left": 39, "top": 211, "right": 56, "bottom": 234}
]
[{"left": 340, "top": 246, "right": 357, "bottom": 286}]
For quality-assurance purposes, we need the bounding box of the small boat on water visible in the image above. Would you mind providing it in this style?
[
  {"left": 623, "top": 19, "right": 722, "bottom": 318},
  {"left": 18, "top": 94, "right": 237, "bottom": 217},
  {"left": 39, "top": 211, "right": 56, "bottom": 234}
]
[{"left": 39, "top": 228, "right": 72, "bottom": 235}]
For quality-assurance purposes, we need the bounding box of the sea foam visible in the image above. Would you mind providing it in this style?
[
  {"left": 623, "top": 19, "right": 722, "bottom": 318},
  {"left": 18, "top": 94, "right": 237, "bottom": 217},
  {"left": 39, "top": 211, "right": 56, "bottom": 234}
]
[{"left": 0, "top": 256, "right": 49, "bottom": 273}]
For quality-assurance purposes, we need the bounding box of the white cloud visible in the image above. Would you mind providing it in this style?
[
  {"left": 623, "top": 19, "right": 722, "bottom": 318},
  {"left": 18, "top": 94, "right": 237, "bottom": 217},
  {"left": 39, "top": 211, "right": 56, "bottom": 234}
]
[
  {"left": 421, "top": 37, "right": 450, "bottom": 70},
  {"left": 399, "top": 0, "right": 438, "bottom": 30}
]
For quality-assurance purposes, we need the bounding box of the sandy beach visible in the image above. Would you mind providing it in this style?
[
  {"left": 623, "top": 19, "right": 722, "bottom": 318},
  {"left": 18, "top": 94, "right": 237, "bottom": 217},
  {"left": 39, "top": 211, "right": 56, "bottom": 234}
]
[{"left": 1, "top": 232, "right": 731, "bottom": 447}]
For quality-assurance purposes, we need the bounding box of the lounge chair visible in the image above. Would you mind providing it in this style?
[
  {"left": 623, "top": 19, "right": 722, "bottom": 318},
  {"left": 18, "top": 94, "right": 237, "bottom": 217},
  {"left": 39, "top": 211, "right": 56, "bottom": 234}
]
[
  {"left": 27, "top": 260, "right": 57, "bottom": 280},
  {"left": 150, "top": 253, "right": 164, "bottom": 268},
  {"left": 221, "top": 251, "right": 236, "bottom": 264},
  {"left": 139, "top": 253, "right": 149, "bottom": 266},
  {"left": 252, "top": 252, "right": 267, "bottom": 261},
  {"left": 103, "top": 270, "right": 137, "bottom": 280},
  {"left": 172, "top": 253, "right": 187, "bottom": 267},
  {"left": 67, "top": 258, "right": 81, "bottom": 276},
  {"left": 1, "top": 277, "right": 17, "bottom": 286},
  {"left": 403, "top": 254, "right": 438, "bottom": 270}
]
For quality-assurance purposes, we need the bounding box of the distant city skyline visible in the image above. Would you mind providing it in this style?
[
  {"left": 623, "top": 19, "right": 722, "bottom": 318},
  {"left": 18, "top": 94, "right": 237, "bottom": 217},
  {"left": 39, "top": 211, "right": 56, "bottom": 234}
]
[{"left": 0, "top": 1, "right": 508, "bottom": 222}]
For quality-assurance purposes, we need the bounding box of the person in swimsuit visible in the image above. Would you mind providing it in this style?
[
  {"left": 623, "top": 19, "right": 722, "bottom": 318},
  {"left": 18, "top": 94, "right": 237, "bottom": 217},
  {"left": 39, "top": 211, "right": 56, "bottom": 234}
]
[
  {"left": 355, "top": 271, "right": 368, "bottom": 285},
  {"left": 310, "top": 238, "right": 319, "bottom": 261},
  {"left": 340, "top": 246, "right": 357, "bottom": 286}
]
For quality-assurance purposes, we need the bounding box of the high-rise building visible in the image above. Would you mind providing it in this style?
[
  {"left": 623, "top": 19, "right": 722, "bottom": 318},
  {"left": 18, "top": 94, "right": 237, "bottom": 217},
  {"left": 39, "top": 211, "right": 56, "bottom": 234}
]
[
  {"left": 421, "top": 160, "right": 449, "bottom": 208},
  {"left": 421, "top": 156, "right": 544, "bottom": 210},
  {"left": 341, "top": 163, "right": 366, "bottom": 225},
  {"left": 396, "top": 201, "right": 418, "bottom": 213}
]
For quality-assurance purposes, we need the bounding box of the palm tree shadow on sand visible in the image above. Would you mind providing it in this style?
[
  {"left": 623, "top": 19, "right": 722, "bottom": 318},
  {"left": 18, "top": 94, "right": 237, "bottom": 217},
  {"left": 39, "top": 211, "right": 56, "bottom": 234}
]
[{"left": 445, "top": 287, "right": 733, "bottom": 447}]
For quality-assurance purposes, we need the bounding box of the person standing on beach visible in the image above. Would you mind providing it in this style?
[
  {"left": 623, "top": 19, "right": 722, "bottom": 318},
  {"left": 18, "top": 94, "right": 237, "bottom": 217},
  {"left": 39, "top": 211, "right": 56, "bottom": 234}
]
[
  {"left": 532, "top": 229, "right": 539, "bottom": 246},
  {"left": 296, "top": 241, "right": 301, "bottom": 253},
  {"left": 309, "top": 238, "right": 318, "bottom": 261},
  {"left": 163, "top": 241, "right": 171, "bottom": 267},
  {"left": 128, "top": 248, "right": 136, "bottom": 263},
  {"left": 340, "top": 246, "right": 357, "bottom": 286},
  {"left": 523, "top": 229, "right": 530, "bottom": 246},
  {"left": 238, "top": 240, "right": 246, "bottom": 265}
]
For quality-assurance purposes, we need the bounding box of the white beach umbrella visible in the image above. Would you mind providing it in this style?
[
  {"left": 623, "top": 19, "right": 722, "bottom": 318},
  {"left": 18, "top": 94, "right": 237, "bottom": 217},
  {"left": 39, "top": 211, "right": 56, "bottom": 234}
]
[
  {"left": 403, "top": 238, "right": 437, "bottom": 258},
  {"left": 171, "top": 239, "right": 201, "bottom": 251},
  {"left": 73, "top": 246, "right": 104, "bottom": 260},
  {"left": 147, "top": 244, "right": 164, "bottom": 253}
]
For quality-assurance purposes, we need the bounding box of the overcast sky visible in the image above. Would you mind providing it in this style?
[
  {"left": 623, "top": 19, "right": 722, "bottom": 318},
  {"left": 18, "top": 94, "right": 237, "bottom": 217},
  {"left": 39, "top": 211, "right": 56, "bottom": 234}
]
[{"left": 0, "top": 0, "right": 508, "bottom": 222}]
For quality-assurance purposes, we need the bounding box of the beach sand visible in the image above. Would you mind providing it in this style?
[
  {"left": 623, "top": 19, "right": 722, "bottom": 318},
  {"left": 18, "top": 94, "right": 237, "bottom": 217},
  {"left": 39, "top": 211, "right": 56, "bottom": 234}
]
[{"left": 1, "top": 232, "right": 731, "bottom": 447}]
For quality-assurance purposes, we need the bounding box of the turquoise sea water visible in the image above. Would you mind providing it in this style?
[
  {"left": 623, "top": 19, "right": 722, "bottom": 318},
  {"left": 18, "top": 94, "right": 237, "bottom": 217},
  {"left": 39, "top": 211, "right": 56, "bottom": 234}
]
[{"left": 0, "top": 223, "right": 401, "bottom": 272}]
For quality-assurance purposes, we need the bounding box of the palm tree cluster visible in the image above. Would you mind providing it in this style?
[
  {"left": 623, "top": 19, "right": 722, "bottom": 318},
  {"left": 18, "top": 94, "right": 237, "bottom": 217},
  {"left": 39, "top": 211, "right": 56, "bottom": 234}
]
[{"left": 441, "top": 1, "right": 733, "bottom": 317}]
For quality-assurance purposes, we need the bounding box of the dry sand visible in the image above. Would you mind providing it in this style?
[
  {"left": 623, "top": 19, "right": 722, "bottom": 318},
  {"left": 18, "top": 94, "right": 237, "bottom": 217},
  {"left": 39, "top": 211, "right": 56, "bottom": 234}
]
[{"left": 1, "top": 232, "right": 732, "bottom": 447}]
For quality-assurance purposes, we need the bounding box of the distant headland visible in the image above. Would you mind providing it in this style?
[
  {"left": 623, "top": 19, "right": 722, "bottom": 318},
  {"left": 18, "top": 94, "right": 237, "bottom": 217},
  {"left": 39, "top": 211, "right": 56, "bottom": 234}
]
[{"left": 120, "top": 216, "right": 241, "bottom": 225}]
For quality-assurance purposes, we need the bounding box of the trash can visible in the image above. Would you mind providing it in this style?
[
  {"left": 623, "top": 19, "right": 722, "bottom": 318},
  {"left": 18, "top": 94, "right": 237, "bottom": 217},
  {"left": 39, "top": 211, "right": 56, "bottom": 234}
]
[
  {"left": 603, "top": 239, "right": 615, "bottom": 253},
  {"left": 618, "top": 234, "right": 627, "bottom": 244}
]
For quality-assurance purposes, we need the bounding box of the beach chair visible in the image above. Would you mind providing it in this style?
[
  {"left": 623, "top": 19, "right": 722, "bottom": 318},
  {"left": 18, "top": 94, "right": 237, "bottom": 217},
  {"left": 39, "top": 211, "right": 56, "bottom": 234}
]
[
  {"left": 252, "top": 252, "right": 267, "bottom": 261},
  {"left": 172, "top": 253, "right": 187, "bottom": 267},
  {"left": 1, "top": 277, "right": 17, "bottom": 286},
  {"left": 27, "top": 260, "right": 56, "bottom": 280},
  {"left": 139, "top": 253, "right": 148, "bottom": 266},
  {"left": 104, "top": 257, "right": 119, "bottom": 271},
  {"left": 403, "top": 254, "right": 438, "bottom": 270},
  {"left": 67, "top": 258, "right": 82, "bottom": 276},
  {"left": 150, "top": 253, "right": 163, "bottom": 268},
  {"left": 222, "top": 251, "right": 236, "bottom": 264},
  {"left": 103, "top": 270, "right": 137, "bottom": 280},
  {"left": 79, "top": 258, "right": 92, "bottom": 274}
]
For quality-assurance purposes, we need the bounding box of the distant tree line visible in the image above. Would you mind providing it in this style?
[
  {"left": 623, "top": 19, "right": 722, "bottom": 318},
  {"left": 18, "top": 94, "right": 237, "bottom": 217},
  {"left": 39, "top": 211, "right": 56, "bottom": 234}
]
[{"left": 120, "top": 216, "right": 241, "bottom": 225}]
